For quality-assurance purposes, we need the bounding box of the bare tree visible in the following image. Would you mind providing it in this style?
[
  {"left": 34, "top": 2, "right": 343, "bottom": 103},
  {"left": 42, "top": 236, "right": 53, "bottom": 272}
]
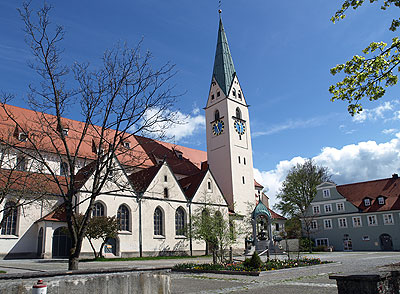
[{"left": 0, "top": 2, "right": 178, "bottom": 269}]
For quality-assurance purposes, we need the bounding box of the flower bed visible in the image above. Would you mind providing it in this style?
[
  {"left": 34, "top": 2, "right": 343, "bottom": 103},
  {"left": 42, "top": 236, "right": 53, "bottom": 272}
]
[{"left": 172, "top": 258, "right": 330, "bottom": 275}]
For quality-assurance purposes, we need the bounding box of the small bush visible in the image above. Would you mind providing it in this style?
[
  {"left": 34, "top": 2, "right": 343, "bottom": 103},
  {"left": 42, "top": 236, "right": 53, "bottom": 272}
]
[
  {"left": 314, "top": 245, "right": 327, "bottom": 252},
  {"left": 245, "top": 251, "right": 262, "bottom": 269}
]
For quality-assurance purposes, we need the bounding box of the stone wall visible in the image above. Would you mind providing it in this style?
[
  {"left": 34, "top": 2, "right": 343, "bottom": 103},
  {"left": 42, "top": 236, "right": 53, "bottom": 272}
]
[
  {"left": 330, "top": 271, "right": 399, "bottom": 294},
  {"left": 0, "top": 271, "right": 170, "bottom": 294}
]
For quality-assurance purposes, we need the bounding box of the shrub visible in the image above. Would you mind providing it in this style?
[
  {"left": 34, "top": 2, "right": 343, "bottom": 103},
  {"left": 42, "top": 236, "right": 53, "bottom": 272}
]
[
  {"left": 314, "top": 245, "right": 327, "bottom": 252},
  {"left": 244, "top": 251, "right": 262, "bottom": 269}
]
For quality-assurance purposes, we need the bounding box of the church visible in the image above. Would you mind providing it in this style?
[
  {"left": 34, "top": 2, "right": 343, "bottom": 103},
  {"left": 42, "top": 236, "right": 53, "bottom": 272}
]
[{"left": 0, "top": 14, "right": 285, "bottom": 258}]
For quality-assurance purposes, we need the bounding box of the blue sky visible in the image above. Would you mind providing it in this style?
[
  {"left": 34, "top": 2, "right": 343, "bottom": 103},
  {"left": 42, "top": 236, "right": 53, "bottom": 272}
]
[{"left": 1, "top": 1, "right": 400, "bottom": 206}]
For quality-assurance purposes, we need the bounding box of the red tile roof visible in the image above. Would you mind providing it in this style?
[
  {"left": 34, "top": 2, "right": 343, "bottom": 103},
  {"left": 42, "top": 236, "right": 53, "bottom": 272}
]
[
  {"left": 38, "top": 204, "right": 67, "bottom": 222},
  {"left": 0, "top": 168, "right": 67, "bottom": 195},
  {"left": 336, "top": 176, "right": 400, "bottom": 212},
  {"left": 268, "top": 207, "right": 286, "bottom": 220},
  {"left": 178, "top": 170, "right": 207, "bottom": 199},
  {"left": 0, "top": 104, "right": 206, "bottom": 173},
  {"left": 254, "top": 179, "right": 263, "bottom": 189},
  {"left": 134, "top": 136, "right": 205, "bottom": 175},
  {"left": 128, "top": 164, "right": 162, "bottom": 193}
]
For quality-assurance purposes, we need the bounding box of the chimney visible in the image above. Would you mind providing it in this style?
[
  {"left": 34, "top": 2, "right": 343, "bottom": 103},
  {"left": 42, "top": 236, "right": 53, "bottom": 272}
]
[
  {"left": 392, "top": 173, "right": 398, "bottom": 179},
  {"left": 201, "top": 161, "right": 208, "bottom": 171}
]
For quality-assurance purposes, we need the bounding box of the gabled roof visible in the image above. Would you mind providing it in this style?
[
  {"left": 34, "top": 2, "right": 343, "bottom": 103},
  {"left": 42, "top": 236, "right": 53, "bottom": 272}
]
[
  {"left": 74, "top": 159, "right": 97, "bottom": 190},
  {"left": 37, "top": 203, "right": 66, "bottom": 222},
  {"left": 268, "top": 208, "right": 286, "bottom": 220},
  {"left": 128, "top": 164, "right": 162, "bottom": 193},
  {"left": 0, "top": 168, "right": 67, "bottom": 195},
  {"left": 212, "top": 16, "right": 236, "bottom": 96},
  {"left": 178, "top": 170, "right": 208, "bottom": 199},
  {"left": 134, "top": 135, "right": 206, "bottom": 176},
  {"left": 0, "top": 104, "right": 206, "bottom": 172},
  {"left": 336, "top": 176, "right": 400, "bottom": 212},
  {"left": 254, "top": 179, "right": 263, "bottom": 189}
]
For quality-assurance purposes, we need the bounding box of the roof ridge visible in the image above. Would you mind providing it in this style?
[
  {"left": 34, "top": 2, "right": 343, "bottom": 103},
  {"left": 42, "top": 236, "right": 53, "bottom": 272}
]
[{"left": 337, "top": 177, "right": 397, "bottom": 187}]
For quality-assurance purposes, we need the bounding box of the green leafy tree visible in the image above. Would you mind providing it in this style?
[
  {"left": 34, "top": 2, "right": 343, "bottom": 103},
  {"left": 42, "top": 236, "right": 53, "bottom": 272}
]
[
  {"left": 190, "top": 207, "right": 235, "bottom": 264},
  {"left": 83, "top": 216, "right": 119, "bottom": 259},
  {"left": 273, "top": 159, "right": 331, "bottom": 252},
  {"left": 329, "top": 0, "right": 400, "bottom": 116}
]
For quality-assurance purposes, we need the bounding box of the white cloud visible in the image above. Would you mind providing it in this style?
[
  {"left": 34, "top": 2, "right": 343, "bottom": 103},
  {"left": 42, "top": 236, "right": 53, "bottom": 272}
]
[
  {"left": 382, "top": 128, "right": 397, "bottom": 135},
  {"left": 254, "top": 157, "right": 305, "bottom": 208},
  {"left": 138, "top": 107, "right": 205, "bottom": 142},
  {"left": 353, "top": 101, "right": 396, "bottom": 123},
  {"left": 255, "top": 133, "right": 400, "bottom": 210},
  {"left": 253, "top": 115, "right": 335, "bottom": 137}
]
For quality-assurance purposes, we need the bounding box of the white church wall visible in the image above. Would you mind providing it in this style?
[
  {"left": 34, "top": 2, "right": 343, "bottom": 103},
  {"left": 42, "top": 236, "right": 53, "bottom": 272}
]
[{"left": 140, "top": 163, "right": 190, "bottom": 255}]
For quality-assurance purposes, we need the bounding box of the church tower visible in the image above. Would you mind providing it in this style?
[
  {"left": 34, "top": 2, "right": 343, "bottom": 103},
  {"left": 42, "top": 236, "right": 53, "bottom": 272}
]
[{"left": 205, "top": 14, "right": 255, "bottom": 216}]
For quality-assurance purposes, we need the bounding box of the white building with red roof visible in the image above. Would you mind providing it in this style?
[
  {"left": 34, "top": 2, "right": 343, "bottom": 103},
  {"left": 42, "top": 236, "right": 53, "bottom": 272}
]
[{"left": 0, "top": 14, "right": 285, "bottom": 259}]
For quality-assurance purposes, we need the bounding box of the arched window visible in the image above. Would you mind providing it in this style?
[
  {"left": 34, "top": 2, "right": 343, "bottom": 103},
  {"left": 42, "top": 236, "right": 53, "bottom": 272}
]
[
  {"left": 60, "top": 161, "right": 68, "bottom": 176},
  {"left": 92, "top": 202, "right": 105, "bottom": 217},
  {"left": 175, "top": 207, "right": 185, "bottom": 236},
  {"left": 117, "top": 205, "right": 130, "bottom": 231},
  {"left": 164, "top": 188, "right": 169, "bottom": 198},
  {"left": 238, "top": 90, "right": 242, "bottom": 99},
  {"left": 1, "top": 202, "right": 18, "bottom": 235},
  {"left": 236, "top": 108, "right": 242, "bottom": 119},
  {"left": 207, "top": 179, "right": 212, "bottom": 191},
  {"left": 154, "top": 207, "right": 164, "bottom": 236},
  {"left": 214, "top": 109, "right": 220, "bottom": 121},
  {"left": 232, "top": 88, "right": 236, "bottom": 97}
]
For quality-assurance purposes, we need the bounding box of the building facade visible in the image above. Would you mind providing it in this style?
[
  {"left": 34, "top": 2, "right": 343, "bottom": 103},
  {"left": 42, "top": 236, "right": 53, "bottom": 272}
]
[
  {"left": 0, "top": 15, "right": 284, "bottom": 259},
  {"left": 306, "top": 175, "right": 400, "bottom": 251}
]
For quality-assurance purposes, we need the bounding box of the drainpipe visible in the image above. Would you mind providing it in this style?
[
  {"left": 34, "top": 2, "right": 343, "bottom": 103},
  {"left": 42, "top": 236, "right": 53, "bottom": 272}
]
[
  {"left": 189, "top": 202, "right": 193, "bottom": 256},
  {"left": 138, "top": 193, "right": 143, "bottom": 257}
]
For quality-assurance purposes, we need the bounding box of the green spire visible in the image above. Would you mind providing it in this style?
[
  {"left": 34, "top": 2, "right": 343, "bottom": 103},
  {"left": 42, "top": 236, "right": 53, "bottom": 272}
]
[{"left": 212, "top": 16, "right": 236, "bottom": 96}]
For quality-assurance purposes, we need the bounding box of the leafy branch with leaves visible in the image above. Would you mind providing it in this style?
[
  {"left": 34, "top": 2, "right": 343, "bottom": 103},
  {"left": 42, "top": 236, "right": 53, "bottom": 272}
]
[{"left": 329, "top": 0, "right": 400, "bottom": 115}]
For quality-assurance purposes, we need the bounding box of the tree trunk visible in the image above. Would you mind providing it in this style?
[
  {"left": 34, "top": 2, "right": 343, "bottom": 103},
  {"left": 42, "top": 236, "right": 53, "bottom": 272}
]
[
  {"left": 68, "top": 255, "right": 79, "bottom": 270},
  {"left": 87, "top": 238, "right": 98, "bottom": 259},
  {"left": 306, "top": 229, "right": 312, "bottom": 253},
  {"left": 68, "top": 235, "right": 84, "bottom": 270},
  {"left": 212, "top": 250, "right": 217, "bottom": 264},
  {"left": 99, "top": 240, "right": 107, "bottom": 258}
]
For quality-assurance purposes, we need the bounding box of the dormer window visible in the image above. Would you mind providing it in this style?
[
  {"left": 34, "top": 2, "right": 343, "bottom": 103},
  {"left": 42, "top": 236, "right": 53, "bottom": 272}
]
[
  {"left": 123, "top": 141, "right": 130, "bottom": 148},
  {"left": 18, "top": 132, "right": 27, "bottom": 142},
  {"left": 378, "top": 197, "right": 385, "bottom": 205},
  {"left": 174, "top": 150, "right": 183, "bottom": 159},
  {"left": 322, "top": 189, "right": 330, "bottom": 198},
  {"left": 62, "top": 128, "right": 69, "bottom": 137},
  {"left": 60, "top": 161, "right": 68, "bottom": 176},
  {"left": 16, "top": 155, "right": 26, "bottom": 171},
  {"left": 364, "top": 198, "right": 371, "bottom": 207}
]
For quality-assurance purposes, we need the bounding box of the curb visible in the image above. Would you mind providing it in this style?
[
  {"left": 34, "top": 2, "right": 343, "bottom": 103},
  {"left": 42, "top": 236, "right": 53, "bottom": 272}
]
[
  {"left": 172, "top": 262, "right": 340, "bottom": 277},
  {"left": 0, "top": 266, "right": 172, "bottom": 280}
]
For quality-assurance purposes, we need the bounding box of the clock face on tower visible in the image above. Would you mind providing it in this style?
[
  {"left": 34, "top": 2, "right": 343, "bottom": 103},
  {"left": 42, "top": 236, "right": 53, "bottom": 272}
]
[
  {"left": 212, "top": 119, "right": 224, "bottom": 136},
  {"left": 234, "top": 120, "right": 246, "bottom": 135}
]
